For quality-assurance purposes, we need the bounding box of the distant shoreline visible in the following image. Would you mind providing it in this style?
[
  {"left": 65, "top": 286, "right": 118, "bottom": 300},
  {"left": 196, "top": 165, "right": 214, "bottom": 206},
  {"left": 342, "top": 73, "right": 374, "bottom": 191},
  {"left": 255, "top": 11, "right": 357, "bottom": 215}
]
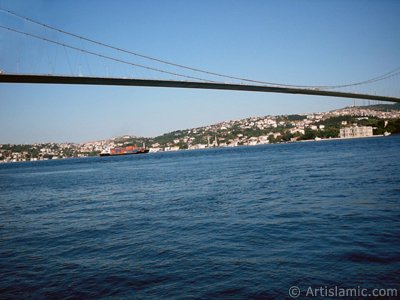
[
  {"left": 2, "top": 134, "right": 395, "bottom": 164},
  {"left": 297, "top": 134, "right": 387, "bottom": 143}
]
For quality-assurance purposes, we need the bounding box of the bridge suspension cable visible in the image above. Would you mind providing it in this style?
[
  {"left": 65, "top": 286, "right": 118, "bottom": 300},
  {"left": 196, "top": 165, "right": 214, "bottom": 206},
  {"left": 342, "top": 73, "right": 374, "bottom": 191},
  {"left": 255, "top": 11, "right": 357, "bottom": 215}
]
[
  {"left": 1, "top": 7, "right": 400, "bottom": 90},
  {"left": 0, "top": 25, "right": 215, "bottom": 82}
]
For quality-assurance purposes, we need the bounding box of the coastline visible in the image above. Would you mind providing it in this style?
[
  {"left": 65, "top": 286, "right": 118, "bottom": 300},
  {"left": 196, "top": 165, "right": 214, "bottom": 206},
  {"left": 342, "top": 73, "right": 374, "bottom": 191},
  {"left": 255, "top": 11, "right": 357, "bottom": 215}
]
[
  {"left": 0, "top": 134, "right": 394, "bottom": 164},
  {"left": 297, "top": 134, "right": 387, "bottom": 143}
]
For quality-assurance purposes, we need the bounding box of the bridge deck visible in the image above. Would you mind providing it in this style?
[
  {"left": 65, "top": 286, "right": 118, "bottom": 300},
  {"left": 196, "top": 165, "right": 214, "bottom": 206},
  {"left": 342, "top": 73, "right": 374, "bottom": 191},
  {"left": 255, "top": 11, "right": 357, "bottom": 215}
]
[{"left": 1, "top": 73, "right": 399, "bottom": 103}]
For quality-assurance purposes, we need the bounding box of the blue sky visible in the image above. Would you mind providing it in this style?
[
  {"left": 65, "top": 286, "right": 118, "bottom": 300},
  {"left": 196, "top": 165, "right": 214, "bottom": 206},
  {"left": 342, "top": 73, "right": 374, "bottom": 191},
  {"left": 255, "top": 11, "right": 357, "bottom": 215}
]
[{"left": 0, "top": 0, "right": 399, "bottom": 143}]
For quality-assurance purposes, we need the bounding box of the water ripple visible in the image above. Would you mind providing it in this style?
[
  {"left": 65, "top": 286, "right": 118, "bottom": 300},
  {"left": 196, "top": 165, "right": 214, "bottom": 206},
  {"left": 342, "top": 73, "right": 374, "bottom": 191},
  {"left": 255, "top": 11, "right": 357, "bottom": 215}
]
[{"left": 0, "top": 136, "right": 399, "bottom": 298}]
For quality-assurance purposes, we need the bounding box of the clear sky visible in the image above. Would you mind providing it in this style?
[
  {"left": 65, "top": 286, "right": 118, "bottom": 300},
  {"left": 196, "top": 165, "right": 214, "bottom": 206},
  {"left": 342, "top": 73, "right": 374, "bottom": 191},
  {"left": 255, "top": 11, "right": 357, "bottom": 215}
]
[{"left": 0, "top": 0, "right": 399, "bottom": 143}]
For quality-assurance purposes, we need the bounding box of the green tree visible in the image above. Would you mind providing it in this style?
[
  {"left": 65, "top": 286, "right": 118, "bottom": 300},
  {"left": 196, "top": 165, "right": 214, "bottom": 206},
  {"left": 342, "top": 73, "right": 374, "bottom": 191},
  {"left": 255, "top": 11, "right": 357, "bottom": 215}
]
[{"left": 301, "top": 129, "right": 317, "bottom": 140}]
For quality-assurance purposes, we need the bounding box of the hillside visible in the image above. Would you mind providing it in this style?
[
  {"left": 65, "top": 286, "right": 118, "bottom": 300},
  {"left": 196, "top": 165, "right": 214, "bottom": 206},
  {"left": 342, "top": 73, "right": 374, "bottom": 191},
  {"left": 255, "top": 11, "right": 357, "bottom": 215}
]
[{"left": 1, "top": 103, "right": 400, "bottom": 162}]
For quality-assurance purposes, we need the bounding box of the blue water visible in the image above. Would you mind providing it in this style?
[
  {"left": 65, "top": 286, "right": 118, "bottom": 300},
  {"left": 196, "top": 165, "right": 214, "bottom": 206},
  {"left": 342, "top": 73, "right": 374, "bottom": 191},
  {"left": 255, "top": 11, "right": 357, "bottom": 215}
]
[{"left": 1, "top": 136, "right": 399, "bottom": 299}]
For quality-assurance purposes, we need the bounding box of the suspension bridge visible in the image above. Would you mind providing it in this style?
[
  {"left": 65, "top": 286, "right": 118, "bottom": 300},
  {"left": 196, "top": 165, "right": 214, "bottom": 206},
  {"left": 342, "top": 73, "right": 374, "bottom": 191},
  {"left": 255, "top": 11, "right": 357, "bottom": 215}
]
[
  {"left": 2, "top": 73, "right": 400, "bottom": 103},
  {"left": 1, "top": 8, "right": 400, "bottom": 103}
]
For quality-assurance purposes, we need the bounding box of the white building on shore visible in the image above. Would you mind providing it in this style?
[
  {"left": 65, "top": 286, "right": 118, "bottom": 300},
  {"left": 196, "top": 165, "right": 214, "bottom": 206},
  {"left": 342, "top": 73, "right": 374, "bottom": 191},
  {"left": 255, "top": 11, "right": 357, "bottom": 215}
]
[{"left": 340, "top": 126, "right": 373, "bottom": 138}]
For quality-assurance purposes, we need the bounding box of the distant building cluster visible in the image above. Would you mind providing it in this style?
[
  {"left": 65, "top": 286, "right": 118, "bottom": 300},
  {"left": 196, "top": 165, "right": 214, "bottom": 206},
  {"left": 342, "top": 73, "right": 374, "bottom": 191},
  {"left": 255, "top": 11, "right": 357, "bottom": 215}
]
[
  {"left": 330, "top": 106, "right": 400, "bottom": 119},
  {"left": 1, "top": 105, "right": 399, "bottom": 163}
]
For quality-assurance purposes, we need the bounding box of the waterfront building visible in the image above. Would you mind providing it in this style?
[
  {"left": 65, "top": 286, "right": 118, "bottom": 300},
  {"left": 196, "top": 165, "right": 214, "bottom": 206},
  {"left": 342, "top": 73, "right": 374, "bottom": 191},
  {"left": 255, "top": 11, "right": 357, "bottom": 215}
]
[{"left": 340, "top": 126, "right": 373, "bottom": 138}]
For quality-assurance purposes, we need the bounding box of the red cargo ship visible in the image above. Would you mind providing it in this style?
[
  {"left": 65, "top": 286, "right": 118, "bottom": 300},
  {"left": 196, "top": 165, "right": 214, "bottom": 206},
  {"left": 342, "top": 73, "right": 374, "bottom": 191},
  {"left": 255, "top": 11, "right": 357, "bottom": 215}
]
[{"left": 99, "top": 145, "right": 149, "bottom": 156}]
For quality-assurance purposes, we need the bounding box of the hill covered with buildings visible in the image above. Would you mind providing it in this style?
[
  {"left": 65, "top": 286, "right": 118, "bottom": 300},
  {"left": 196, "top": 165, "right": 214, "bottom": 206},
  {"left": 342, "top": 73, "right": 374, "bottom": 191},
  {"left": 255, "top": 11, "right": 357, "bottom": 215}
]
[{"left": 1, "top": 103, "right": 400, "bottom": 163}]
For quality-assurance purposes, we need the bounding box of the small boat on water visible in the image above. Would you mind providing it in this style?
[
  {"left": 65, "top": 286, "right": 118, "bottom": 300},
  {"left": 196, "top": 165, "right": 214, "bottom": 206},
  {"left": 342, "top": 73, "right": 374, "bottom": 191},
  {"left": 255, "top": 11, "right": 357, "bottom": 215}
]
[{"left": 99, "top": 145, "right": 149, "bottom": 156}]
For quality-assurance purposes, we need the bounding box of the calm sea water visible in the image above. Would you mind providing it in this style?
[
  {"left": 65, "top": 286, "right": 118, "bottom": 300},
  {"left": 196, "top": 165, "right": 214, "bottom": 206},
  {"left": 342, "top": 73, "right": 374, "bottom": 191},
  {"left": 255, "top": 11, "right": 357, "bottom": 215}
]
[{"left": 0, "top": 136, "right": 399, "bottom": 299}]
